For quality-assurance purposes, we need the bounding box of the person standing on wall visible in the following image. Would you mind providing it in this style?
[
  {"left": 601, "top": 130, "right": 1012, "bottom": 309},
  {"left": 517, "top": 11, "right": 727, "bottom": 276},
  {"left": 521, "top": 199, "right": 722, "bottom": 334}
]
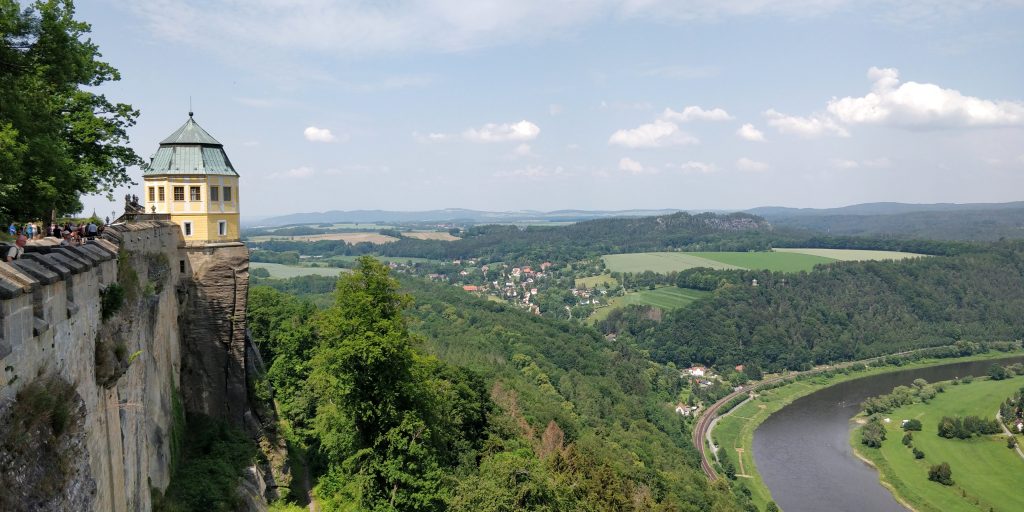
[
  {"left": 25, "top": 222, "right": 34, "bottom": 240},
  {"left": 87, "top": 220, "right": 98, "bottom": 239},
  {"left": 5, "top": 235, "right": 27, "bottom": 262}
]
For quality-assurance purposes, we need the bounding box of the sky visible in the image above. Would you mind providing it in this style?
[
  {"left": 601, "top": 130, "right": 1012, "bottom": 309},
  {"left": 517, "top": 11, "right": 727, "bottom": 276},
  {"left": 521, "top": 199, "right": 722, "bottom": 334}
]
[{"left": 75, "top": 0, "right": 1024, "bottom": 220}]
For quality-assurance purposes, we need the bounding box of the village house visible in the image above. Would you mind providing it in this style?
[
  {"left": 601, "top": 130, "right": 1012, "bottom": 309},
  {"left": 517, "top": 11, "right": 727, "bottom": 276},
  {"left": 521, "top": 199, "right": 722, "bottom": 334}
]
[
  {"left": 462, "top": 285, "right": 479, "bottom": 292},
  {"left": 540, "top": 261, "right": 553, "bottom": 270},
  {"left": 675, "top": 404, "right": 694, "bottom": 416},
  {"left": 687, "top": 366, "right": 707, "bottom": 378}
]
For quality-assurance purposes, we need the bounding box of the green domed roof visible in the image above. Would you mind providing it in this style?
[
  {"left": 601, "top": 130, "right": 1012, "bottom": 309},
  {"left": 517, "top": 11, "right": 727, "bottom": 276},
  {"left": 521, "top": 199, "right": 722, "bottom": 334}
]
[{"left": 144, "top": 113, "right": 239, "bottom": 177}]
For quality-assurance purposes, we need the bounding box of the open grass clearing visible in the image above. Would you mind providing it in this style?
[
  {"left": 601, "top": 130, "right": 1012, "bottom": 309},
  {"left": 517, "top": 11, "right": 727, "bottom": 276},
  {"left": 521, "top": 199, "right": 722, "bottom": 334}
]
[
  {"left": 602, "top": 252, "right": 741, "bottom": 273},
  {"left": 852, "top": 376, "right": 1024, "bottom": 512},
  {"left": 692, "top": 251, "right": 835, "bottom": 272},
  {"left": 774, "top": 248, "right": 924, "bottom": 261},
  {"left": 401, "top": 231, "right": 460, "bottom": 241},
  {"left": 247, "top": 232, "right": 399, "bottom": 244},
  {"left": 575, "top": 273, "right": 619, "bottom": 289},
  {"left": 321, "top": 255, "right": 441, "bottom": 265},
  {"left": 588, "top": 286, "right": 708, "bottom": 322},
  {"left": 250, "top": 262, "right": 348, "bottom": 279}
]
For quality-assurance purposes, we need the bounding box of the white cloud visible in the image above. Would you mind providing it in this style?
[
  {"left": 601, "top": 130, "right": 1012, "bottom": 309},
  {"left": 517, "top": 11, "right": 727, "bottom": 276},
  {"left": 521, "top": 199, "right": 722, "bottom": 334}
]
[
  {"left": 764, "top": 109, "right": 850, "bottom": 138},
  {"left": 514, "top": 144, "right": 534, "bottom": 157},
  {"left": 413, "top": 131, "right": 452, "bottom": 142},
  {"left": 608, "top": 120, "right": 698, "bottom": 148},
  {"left": 303, "top": 126, "right": 337, "bottom": 142},
  {"left": 618, "top": 157, "right": 655, "bottom": 174},
  {"left": 678, "top": 161, "right": 717, "bottom": 174},
  {"left": 736, "top": 123, "right": 765, "bottom": 141},
  {"left": 269, "top": 166, "right": 315, "bottom": 179},
  {"left": 463, "top": 120, "right": 540, "bottom": 142},
  {"left": 494, "top": 165, "right": 568, "bottom": 180},
  {"left": 662, "top": 105, "right": 733, "bottom": 122},
  {"left": 827, "top": 67, "right": 1024, "bottom": 128},
  {"left": 736, "top": 157, "right": 769, "bottom": 172},
  {"left": 830, "top": 157, "right": 892, "bottom": 169}
]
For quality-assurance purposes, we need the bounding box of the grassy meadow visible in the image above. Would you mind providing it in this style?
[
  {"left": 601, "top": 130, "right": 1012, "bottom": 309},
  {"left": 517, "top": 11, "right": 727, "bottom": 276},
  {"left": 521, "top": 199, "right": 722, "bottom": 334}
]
[
  {"left": 250, "top": 262, "right": 348, "bottom": 279},
  {"left": 575, "top": 273, "right": 619, "bottom": 289},
  {"left": 603, "top": 248, "right": 924, "bottom": 274},
  {"left": 589, "top": 286, "right": 708, "bottom": 322},
  {"left": 853, "top": 376, "right": 1024, "bottom": 512}
]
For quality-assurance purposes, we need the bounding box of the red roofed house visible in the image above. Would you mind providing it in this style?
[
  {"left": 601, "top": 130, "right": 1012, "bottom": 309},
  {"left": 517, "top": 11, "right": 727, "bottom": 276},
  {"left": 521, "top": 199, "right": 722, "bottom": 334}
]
[{"left": 462, "top": 285, "right": 479, "bottom": 292}]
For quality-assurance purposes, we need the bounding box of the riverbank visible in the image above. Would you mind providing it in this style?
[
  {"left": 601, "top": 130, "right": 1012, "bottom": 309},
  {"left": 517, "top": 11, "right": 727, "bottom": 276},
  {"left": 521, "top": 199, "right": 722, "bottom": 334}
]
[
  {"left": 849, "top": 374, "right": 1024, "bottom": 512},
  {"left": 709, "top": 349, "right": 1024, "bottom": 511}
]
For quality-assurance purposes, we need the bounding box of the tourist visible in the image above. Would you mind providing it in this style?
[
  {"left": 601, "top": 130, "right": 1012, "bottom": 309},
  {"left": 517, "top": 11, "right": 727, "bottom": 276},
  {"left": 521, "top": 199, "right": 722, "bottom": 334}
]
[
  {"left": 25, "top": 222, "right": 35, "bottom": 240},
  {"left": 5, "top": 235, "right": 27, "bottom": 262},
  {"left": 7, "top": 222, "right": 16, "bottom": 236},
  {"left": 87, "top": 220, "right": 98, "bottom": 239}
]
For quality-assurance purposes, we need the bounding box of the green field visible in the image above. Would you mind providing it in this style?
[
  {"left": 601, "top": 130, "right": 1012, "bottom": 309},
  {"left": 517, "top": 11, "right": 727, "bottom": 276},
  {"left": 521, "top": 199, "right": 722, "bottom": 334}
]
[
  {"left": 589, "top": 286, "right": 708, "bottom": 322},
  {"left": 602, "top": 252, "right": 741, "bottom": 273},
  {"left": 774, "top": 248, "right": 924, "bottom": 261},
  {"left": 322, "top": 255, "right": 440, "bottom": 265},
  {"left": 853, "top": 377, "right": 1024, "bottom": 512},
  {"left": 711, "top": 351, "right": 1024, "bottom": 512},
  {"left": 250, "top": 262, "right": 348, "bottom": 279},
  {"left": 603, "top": 249, "right": 923, "bottom": 274},
  {"left": 575, "top": 273, "right": 619, "bottom": 289}
]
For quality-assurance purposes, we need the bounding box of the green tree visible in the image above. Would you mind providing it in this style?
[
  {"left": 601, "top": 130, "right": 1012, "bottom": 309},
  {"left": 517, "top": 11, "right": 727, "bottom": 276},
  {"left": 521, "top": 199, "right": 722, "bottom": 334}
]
[
  {"left": 1, "top": 0, "right": 143, "bottom": 220},
  {"left": 927, "top": 462, "right": 953, "bottom": 486},
  {"left": 988, "top": 364, "right": 1009, "bottom": 381}
]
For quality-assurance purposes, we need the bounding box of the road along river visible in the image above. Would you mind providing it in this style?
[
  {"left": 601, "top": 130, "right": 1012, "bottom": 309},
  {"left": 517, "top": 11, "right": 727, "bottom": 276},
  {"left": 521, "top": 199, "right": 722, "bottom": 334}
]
[{"left": 753, "top": 355, "right": 1024, "bottom": 512}]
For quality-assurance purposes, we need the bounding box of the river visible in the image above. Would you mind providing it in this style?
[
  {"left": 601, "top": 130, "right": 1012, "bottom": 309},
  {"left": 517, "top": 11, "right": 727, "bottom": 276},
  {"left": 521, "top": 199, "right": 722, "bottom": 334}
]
[{"left": 752, "top": 355, "right": 1024, "bottom": 512}]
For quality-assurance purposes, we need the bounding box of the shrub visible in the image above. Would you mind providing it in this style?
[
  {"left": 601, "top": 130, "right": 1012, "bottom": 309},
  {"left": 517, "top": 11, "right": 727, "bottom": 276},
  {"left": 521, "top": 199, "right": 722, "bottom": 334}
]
[
  {"left": 913, "top": 448, "right": 925, "bottom": 459},
  {"left": 902, "top": 433, "right": 913, "bottom": 446},
  {"left": 1009, "top": 437, "right": 1018, "bottom": 449},
  {"left": 988, "top": 364, "right": 1009, "bottom": 381},
  {"left": 861, "top": 417, "right": 887, "bottom": 448},
  {"left": 903, "top": 419, "right": 922, "bottom": 431},
  {"left": 251, "top": 267, "right": 271, "bottom": 278},
  {"left": 100, "top": 283, "right": 125, "bottom": 320},
  {"left": 928, "top": 462, "right": 953, "bottom": 486}
]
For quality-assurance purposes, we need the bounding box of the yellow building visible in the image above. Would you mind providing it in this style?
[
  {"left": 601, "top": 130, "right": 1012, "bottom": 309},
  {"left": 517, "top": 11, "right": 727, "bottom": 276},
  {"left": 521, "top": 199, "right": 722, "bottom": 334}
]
[{"left": 143, "top": 113, "right": 241, "bottom": 244}]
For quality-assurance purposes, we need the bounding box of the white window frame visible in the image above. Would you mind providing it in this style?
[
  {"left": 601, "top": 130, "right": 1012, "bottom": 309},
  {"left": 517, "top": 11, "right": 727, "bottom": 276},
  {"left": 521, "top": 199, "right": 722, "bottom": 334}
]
[
  {"left": 218, "top": 220, "right": 227, "bottom": 236},
  {"left": 183, "top": 221, "right": 193, "bottom": 237}
]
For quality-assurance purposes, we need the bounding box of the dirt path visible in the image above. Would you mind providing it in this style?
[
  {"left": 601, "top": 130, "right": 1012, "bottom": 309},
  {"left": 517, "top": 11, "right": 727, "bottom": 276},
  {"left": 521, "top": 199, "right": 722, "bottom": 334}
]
[
  {"left": 996, "top": 411, "right": 1024, "bottom": 462},
  {"left": 735, "top": 447, "right": 748, "bottom": 477}
]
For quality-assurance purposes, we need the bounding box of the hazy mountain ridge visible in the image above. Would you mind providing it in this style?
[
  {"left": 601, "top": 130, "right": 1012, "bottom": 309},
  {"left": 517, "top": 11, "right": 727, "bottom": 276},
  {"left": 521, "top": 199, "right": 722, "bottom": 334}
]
[{"left": 252, "top": 208, "right": 685, "bottom": 227}]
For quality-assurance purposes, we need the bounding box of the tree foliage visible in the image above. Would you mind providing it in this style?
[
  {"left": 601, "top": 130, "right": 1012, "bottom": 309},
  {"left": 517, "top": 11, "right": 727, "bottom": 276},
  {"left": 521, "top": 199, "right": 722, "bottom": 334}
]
[{"left": 0, "top": 0, "right": 143, "bottom": 219}]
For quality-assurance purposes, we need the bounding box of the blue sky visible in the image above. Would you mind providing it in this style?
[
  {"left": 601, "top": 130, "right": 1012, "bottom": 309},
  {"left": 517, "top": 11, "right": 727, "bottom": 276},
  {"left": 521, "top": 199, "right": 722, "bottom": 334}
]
[{"left": 78, "top": 0, "right": 1024, "bottom": 219}]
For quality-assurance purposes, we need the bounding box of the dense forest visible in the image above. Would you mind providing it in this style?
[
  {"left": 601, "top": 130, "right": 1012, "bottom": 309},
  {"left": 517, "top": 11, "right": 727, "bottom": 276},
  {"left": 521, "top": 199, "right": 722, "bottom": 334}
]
[
  {"left": 763, "top": 207, "right": 1024, "bottom": 242},
  {"left": 246, "top": 258, "right": 750, "bottom": 511},
  {"left": 629, "top": 244, "right": 1024, "bottom": 371}
]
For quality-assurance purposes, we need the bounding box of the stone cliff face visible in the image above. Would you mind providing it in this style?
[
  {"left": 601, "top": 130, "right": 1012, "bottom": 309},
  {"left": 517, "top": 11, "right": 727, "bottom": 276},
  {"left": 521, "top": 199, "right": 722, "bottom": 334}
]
[
  {"left": 0, "top": 221, "right": 255, "bottom": 511},
  {"left": 180, "top": 244, "right": 251, "bottom": 427}
]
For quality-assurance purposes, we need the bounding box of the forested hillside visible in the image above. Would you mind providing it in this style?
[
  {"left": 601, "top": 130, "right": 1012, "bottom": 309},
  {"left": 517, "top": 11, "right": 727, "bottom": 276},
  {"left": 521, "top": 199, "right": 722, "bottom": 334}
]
[
  {"left": 247, "top": 258, "right": 748, "bottom": 511},
  {"left": 635, "top": 244, "right": 1024, "bottom": 371},
  {"left": 763, "top": 207, "right": 1024, "bottom": 241}
]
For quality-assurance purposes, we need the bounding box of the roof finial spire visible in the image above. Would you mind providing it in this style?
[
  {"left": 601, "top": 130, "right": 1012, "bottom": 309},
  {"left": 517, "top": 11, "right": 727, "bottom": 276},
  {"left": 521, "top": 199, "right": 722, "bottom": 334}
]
[{"left": 188, "top": 96, "right": 193, "bottom": 118}]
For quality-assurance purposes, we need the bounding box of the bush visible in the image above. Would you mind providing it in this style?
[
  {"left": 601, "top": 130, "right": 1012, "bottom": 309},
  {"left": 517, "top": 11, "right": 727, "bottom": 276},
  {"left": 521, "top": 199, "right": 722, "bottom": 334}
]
[
  {"left": 988, "top": 364, "right": 1010, "bottom": 381},
  {"left": 861, "top": 417, "right": 887, "bottom": 448},
  {"left": 902, "top": 433, "right": 913, "bottom": 446},
  {"left": 251, "top": 267, "right": 271, "bottom": 278},
  {"left": 928, "top": 462, "right": 953, "bottom": 486},
  {"left": 913, "top": 448, "right": 925, "bottom": 459},
  {"left": 1009, "top": 437, "right": 1018, "bottom": 449},
  {"left": 100, "top": 283, "right": 125, "bottom": 320},
  {"left": 903, "top": 419, "right": 922, "bottom": 431}
]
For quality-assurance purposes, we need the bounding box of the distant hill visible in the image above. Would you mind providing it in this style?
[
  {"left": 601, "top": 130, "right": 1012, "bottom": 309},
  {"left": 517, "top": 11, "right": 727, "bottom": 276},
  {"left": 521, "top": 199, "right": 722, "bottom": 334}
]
[
  {"left": 253, "top": 208, "right": 684, "bottom": 227},
  {"left": 747, "top": 201, "right": 1024, "bottom": 241},
  {"left": 747, "top": 201, "right": 1024, "bottom": 217}
]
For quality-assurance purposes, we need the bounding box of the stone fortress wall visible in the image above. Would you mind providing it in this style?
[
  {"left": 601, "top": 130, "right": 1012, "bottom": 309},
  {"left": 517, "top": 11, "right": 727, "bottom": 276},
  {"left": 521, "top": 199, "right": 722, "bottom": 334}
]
[{"left": 0, "top": 220, "right": 253, "bottom": 511}]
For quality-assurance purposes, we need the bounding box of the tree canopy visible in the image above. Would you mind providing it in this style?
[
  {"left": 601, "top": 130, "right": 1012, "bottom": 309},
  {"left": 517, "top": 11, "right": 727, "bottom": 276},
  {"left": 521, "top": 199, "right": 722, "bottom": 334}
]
[{"left": 1, "top": 0, "right": 142, "bottom": 220}]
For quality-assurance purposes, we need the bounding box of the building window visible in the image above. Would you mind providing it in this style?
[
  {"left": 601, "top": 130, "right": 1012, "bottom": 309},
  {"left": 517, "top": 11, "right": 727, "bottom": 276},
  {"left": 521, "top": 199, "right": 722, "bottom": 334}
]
[
  {"left": 210, "top": 186, "right": 219, "bottom": 201},
  {"left": 183, "top": 221, "right": 192, "bottom": 237},
  {"left": 218, "top": 220, "right": 227, "bottom": 236},
  {"left": 158, "top": 187, "right": 165, "bottom": 201},
  {"left": 148, "top": 186, "right": 155, "bottom": 202},
  {"left": 223, "top": 186, "right": 232, "bottom": 202},
  {"left": 173, "top": 186, "right": 185, "bottom": 201},
  {"left": 189, "top": 186, "right": 201, "bottom": 201}
]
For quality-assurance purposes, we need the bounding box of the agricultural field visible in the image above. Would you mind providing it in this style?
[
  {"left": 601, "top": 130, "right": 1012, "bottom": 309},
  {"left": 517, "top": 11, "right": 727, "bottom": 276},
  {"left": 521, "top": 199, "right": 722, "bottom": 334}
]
[
  {"left": 250, "top": 262, "right": 348, "bottom": 278},
  {"left": 602, "top": 252, "right": 741, "bottom": 273},
  {"left": 774, "top": 248, "right": 924, "bottom": 261},
  {"left": 247, "top": 232, "right": 399, "bottom": 244},
  {"left": 401, "top": 231, "right": 460, "bottom": 241},
  {"left": 589, "top": 286, "right": 708, "bottom": 322},
  {"left": 320, "top": 255, "right": 440, "bottom": 265},
  {"left": 575, "top": 273, "right": 619, "bottom": 289},
  {"left": 853, "top": 376, "right": 1024, "bottom": 512},
  {"left": 603, "top": 248, "right": 923, "bottom": 274}
]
